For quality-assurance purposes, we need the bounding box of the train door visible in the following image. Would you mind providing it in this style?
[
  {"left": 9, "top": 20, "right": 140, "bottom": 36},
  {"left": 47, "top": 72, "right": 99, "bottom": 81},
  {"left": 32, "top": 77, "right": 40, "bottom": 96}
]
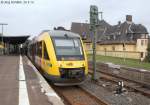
[
  {"left": 37, "top": 41, "right": 42, "bottom": 67},
  {"left": 42, "top": 41, "right": 51, "bottom": 73},
  {"left": 41, "top": 41, "right": 44, "bottom": 69}
]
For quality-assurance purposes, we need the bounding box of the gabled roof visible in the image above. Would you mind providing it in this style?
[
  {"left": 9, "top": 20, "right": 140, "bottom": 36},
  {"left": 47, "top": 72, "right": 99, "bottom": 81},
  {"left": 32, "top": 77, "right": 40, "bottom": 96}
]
[
  {"left": 71, "top": 22, "right": 90, "bottom": 39},
  {"left": 98, "top": 20, "right": 111, "bottom": 28},
  {"left": 71, "top": 16, "right": 149, "bottom": 44},
  {"left": 130, "top": 23, "right": 148, "bottom": 34},
  {"left": 99, "top": 20, "right": 149, "bottom": 42},
  {"left": 71, "top": 20, "right": 111, "bottom": 41}
]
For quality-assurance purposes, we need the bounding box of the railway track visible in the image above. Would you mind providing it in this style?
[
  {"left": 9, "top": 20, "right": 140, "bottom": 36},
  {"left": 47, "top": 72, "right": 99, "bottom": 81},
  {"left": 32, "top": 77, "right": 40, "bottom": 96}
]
[
  {"left": 88, "top": 62, "right": 150, "bottom": 97},
  {"left": 52, "top": 85, "right": 109, "bottom": 105}
]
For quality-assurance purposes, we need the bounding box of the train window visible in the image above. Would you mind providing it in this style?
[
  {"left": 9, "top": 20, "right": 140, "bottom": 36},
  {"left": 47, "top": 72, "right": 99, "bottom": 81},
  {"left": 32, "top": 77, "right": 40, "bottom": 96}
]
[
  {"left": 53, "top": 38, "right": 83, "bottom": 56},
  {"left": 37, "top": 43, "right": 39, "bottom": 56},
  {"left": 43, "top": 42, "right": 50, "bottom": 60},
  {"left": 37, "top": 42, "right": 42, "bottom": 57},
  {"left": 32, "top": 44, "right": 35, "bottom": 55},
  {"left": 35, "top": 43, "right": 38, "bottom": 56}
]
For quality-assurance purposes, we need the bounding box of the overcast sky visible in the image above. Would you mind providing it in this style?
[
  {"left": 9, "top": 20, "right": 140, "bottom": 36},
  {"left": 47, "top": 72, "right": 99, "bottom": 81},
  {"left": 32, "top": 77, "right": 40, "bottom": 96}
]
[{"left": 0, "top": 0, "right": 149, "bottom": 37}]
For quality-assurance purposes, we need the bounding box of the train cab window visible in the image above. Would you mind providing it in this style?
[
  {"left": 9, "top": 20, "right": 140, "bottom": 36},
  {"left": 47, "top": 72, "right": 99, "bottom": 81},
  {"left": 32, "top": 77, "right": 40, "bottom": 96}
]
[
  {"left": 43, "top": 42, "right": 50, "bottom": 60},
  {"left": 54, "top": 38, "right": 83, "bottom": 55},
  {"left": 52, "top": 37, "right": 84, "bottom": 60}
]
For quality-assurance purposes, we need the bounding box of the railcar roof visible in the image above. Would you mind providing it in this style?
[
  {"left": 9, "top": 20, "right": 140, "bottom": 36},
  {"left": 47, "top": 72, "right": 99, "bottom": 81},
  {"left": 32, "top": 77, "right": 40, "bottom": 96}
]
[{"left": 48, "top": 30, "right": 80, "bottom": 38}]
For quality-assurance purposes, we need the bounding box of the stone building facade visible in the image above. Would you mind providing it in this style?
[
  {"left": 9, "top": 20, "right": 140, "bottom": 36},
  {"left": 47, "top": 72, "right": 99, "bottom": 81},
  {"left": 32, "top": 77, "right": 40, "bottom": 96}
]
[{"left": 71, "top": 15, "right": 149, "bottom": 60}]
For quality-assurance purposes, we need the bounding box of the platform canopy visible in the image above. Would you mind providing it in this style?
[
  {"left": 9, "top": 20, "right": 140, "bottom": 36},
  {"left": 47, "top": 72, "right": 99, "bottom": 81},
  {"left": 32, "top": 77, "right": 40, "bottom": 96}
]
[{"left": 0, "top": 35, "right": 30, "bottom": 45}]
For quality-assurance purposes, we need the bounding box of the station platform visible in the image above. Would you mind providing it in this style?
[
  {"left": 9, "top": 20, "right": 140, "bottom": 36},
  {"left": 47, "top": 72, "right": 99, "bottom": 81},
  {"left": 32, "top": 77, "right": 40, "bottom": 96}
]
[{"left": 0, "top": 55, "right": 64, "bottom": 105}]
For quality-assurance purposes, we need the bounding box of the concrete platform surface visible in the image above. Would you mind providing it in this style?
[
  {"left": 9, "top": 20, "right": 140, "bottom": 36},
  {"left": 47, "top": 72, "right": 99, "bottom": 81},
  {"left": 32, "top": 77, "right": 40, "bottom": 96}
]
[
  {"left": 0, "top": 56, "right": 19, "bottom": 105},
  {"left": 0, "top": 55, "right": 64, "bottom": 105}
]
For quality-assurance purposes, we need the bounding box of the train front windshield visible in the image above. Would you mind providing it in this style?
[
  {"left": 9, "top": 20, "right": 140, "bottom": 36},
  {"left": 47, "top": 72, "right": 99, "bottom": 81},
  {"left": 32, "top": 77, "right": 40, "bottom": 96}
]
[{"left": 53, "top": 37, "right": 84, "bottom": 60}]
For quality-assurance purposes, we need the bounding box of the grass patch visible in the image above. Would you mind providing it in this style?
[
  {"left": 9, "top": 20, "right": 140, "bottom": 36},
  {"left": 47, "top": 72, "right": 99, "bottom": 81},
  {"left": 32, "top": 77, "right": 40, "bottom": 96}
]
[{"left": 88, "top": 55, "right": 150, "bottom": 70}]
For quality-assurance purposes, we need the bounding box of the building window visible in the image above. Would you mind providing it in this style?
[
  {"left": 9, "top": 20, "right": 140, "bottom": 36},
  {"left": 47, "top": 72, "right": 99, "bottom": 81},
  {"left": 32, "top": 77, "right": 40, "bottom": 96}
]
[
  {"left": 130, "top": 34, "right": 133, "bottom": 40},
  {"left": 141, "top": 52, "right": 144, "bottom": 58},
  {"left": 145, "top": 40, "right": 147, "bottom": 45},
  {"left": 110, "top": 35, "right": 113, "bottom": 40},
  {"left": 141, "top": 40, "right": 144, "bottom": 46},
  {"left": 113, "top": 35, "right": 116, "bottom": 40},
  {"left": 112, "top": 46, "right": 115, "bottom": 51},
  {"left": 104, "top": 48, "right": 107, "bottom": 56},
  {"left": 86, "top": 43, "right": 91, "bottom": 49},
  {"left": 107, "top": 36, "right": 110, "bottom": 40}
]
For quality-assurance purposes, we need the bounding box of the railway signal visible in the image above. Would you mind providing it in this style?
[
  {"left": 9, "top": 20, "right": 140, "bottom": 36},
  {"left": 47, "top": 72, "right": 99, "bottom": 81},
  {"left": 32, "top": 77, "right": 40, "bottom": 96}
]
[
  {"left": 90, "top": 5, "right": 99, "bottom": 30},
  {"left": 90, "top": 5, "right": 99, "bottom": 80}
]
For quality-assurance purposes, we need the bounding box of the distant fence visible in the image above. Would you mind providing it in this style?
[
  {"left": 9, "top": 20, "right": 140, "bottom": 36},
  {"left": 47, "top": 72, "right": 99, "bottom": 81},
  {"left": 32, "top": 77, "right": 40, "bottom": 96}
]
[
  {"left": 86, "top": 50, "right": 141, "bottom": 59},
  {"left": 88, "top": 62, "right": 150, "bottom": 86}
]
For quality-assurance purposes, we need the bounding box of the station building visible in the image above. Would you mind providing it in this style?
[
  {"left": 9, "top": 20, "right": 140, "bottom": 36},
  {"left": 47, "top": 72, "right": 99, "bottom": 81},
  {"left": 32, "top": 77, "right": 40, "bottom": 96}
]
[
  {"left": 71, "top": 15, "right": 149, "bottom": 60},
  {"left": 0, "top": 35, "right": 29, "bottom": 55}
]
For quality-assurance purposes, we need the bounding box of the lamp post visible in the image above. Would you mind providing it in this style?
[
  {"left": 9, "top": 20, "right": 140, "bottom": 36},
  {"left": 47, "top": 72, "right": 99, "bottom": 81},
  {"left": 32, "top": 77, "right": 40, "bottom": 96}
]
[{"left": 0, "top": 23, "right": 8, "bottom": 54}]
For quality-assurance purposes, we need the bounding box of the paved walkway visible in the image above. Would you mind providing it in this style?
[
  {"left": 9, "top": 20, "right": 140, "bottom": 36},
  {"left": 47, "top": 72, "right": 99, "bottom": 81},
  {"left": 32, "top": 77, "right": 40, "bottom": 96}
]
[
  {"left": 0, "top": 55, "right": 64, "bottom": 105},
  {"left": 0, "top": 56, "right": 19, "bottom": 105}
]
